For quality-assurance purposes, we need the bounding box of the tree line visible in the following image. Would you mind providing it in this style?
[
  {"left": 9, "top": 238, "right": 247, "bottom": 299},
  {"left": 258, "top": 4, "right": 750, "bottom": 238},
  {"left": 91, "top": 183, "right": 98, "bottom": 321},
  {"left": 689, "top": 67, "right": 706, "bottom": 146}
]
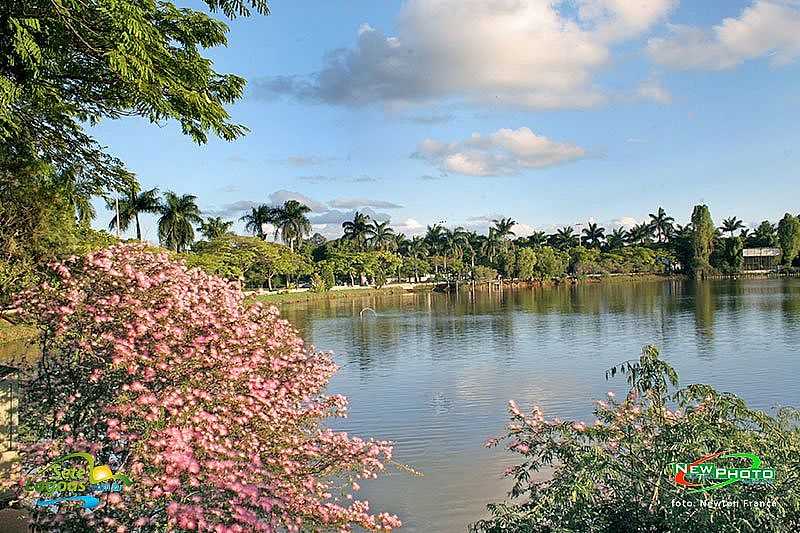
[{"left": 100, "top": 191, "right": 800, "bottom": 291}]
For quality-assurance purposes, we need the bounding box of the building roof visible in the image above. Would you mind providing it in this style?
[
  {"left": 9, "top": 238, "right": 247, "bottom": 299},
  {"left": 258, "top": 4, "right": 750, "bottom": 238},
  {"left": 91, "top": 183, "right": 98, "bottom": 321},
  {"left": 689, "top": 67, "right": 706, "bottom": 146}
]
[{"left": 742, "top": 248, "right": 782, "bottom": 257}]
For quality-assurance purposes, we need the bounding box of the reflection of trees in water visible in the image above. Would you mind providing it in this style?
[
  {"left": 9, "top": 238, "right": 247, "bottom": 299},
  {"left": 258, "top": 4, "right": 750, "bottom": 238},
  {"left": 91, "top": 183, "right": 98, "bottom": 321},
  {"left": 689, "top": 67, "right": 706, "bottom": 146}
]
[
  {"left": 692, "top": 281, "right": 716, "bottom": 351},
  {"left": 781, "top": 278, "right": 800, "bottom": 330},
  {"left": 281, "top": 279, "right": 800, "bottom": 372}
]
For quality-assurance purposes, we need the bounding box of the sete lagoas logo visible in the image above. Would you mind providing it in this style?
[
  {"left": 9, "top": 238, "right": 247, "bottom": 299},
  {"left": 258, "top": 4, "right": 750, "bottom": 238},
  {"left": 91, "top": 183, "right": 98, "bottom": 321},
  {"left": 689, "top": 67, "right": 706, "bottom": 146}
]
[
  {"left": 670, "top": 451, "right": 775, "bottom": 493},
  {"left": 24, "top": 451, "right": 133, "bottom": 509}
]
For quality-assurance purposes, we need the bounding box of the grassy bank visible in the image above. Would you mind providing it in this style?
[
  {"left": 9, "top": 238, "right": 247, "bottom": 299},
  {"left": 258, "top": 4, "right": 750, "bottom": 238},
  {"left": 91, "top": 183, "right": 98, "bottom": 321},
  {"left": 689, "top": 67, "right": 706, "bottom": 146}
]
[
  {"left": 0, "top": 319, "right": 35, "bottom": 346},
  {"left": 250, "top": 285, "right": 435, "bottom": 305}
]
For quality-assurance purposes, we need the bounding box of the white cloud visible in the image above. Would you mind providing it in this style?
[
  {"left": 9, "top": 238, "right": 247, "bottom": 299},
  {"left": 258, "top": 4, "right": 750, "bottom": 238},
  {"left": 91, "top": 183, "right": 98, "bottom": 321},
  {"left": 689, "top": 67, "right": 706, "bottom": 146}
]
[
  {"left": 577, "top": 0, "right": 679, "bottom": 41},
  {"left": 328, "top": 197, "right": 404, "bottom": 209},
  {"left": 308, "top": 207, "right": 391, "bottom": 225},
  {"left": 393, "top": 218, "right": 425, "bottom": 236},
  {"left": 635, "top": 78, "right": 672, "bottom": 104},
  {"left": 202, "top": 200, "right": 260, "bottom": 218},
  {"left": 610, "top": 216, "right": 639, "bottom": 228},
  {"left": 413, "top": 127, "right": 587, "bottom": 176},
  {"left": 257, "top": 0, "right": 675, "bottom": 109},
  {"left": 511, "top": 223, "right": 538, "bottom": 238},
  {"left": 267, "top": 190, "right": 328, "bottom": 212},
  {"left": 647, "top": 0, "right": 800, "bottom": 70}
]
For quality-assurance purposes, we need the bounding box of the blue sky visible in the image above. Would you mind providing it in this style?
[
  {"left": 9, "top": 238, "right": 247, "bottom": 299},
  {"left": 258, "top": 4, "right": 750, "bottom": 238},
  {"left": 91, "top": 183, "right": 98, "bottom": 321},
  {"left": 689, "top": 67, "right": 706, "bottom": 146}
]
[{"left": 92, "top": 0, "right": 800, "bottom": 241}]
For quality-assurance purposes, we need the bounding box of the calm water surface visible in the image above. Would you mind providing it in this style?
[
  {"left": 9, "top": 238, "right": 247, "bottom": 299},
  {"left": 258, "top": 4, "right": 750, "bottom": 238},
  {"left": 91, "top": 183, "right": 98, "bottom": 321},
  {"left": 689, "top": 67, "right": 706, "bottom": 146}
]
[{"left": 282, "top": 279, "right": 800, "bottom": 532}]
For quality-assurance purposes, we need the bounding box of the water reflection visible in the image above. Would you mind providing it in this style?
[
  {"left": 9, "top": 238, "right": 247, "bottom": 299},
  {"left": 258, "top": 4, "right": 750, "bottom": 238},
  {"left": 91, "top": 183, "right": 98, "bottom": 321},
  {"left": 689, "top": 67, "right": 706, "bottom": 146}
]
[{"left": 282, "top": 279, "right": 800, "bottom": 532}]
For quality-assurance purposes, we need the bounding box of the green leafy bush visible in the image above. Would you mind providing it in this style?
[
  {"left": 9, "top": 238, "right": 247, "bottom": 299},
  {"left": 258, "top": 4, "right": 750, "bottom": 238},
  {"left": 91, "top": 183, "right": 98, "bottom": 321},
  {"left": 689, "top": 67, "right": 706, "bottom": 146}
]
[
  {"left": 474, "top": 265, "right": 499, "bottom": 282},
  {"left": 474, "top": 346, "right": 800, "bottom": 532}
]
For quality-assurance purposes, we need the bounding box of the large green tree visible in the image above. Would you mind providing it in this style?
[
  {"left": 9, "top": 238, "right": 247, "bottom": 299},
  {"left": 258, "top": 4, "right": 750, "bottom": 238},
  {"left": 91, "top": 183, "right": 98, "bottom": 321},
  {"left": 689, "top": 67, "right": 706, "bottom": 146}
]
[
  {"left": 720, "top": 216, "right": 745, "bottom": 238},
  {"left": 649, "top": 207, "right": 674, "bottom": 243},
  {"left": 271, "top": 200, "right": 311, "bottom": 252},
  {"left": 553, "top": 226, "right": 579, "bottom": 249},
  {"left": 777, "top": 213, "right": 800, "bottom": 266},
  {"left": 158, "top": 191, "right": 202, "bottom": 252},
  {"left": 342, "top": 212, "right": 372, "bottom": 250},
  {"left": 198, "top": 217, "right": 234, "bottom": 240},
  {"left": 0, "top": 0, "right": 269, "bottom": 194},
  {"left": 751, "top": 220, "right": 778, "bottom": 247},
  {"left": 690, "top": 204, "right": 715, "bottom": 278},
  {"left": 367, "top": 220, "right": 395, "bottom": 251},
  {"left": 492, "top": 218, "right": 517, "bottom": 241},
  {"left": 582, "top": 223, "right": 605, "bottom": 248},
  {"left": 605, "top": 227, "right": 628, "bottom": 250},
  {"left": 107, "top": 186, "right": 161, "bottom": 240},
  {"left": 239, "top": 205, "right": 275, "bottom": 240}
]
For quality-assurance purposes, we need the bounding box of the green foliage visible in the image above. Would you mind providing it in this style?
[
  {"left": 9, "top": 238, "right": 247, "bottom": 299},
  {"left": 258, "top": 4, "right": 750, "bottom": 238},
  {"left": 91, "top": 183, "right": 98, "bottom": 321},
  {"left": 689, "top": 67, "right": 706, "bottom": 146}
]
[
  {"left": 715, "top": 236, "right": 744, "bottom": 274},
  {"left": 313, "top": 260, "right": 336, "bottom": 292},
  {"left": 533, "top": 247, "right": 568, "bottom": 280},
  {"left": 750, "top": 221, "right": 778, "bottom": 248},
  {"left": 271, "top": 200, "right": 312, "bottom": 251},
  {"left": 496, "top": 247, "right": 517, "bottom": 278},
  {"left": 107, "top": 186, "right": 161, "bottom": 240},
  {"left": 0, "top": 160, "right": 118, "bottom": 303},
  {"left": 473, "top": 265, "right": 499, "bottom": 282},
  {"left": 198, "top": 217, "right": 234, "bottom": 241},
  {"left": 777, "top": 213, "right": 800, "bottom": 266},
  {"left": 158, "top": 192, "right": 203, "bottom": 252},
  {"left": 402, "top": 256, "right": 430, "bottom": 282},
  {"left": 515, "top": 248, "right": 538, "bottom": 281},
  {"left": 569, "top": 246, "right": 601, "bottom": 275},
  {"left": 473, "top": 345, "right": 800, "bottom": 533},
  {"left": 690, "top": 205, "right": 716, "bottom": 278},
  {"left": 0, "top": 0, "right": 268, "bottom": 193},
  {"left": 186, "top": 235, "right": 309, "bottom": 290}
]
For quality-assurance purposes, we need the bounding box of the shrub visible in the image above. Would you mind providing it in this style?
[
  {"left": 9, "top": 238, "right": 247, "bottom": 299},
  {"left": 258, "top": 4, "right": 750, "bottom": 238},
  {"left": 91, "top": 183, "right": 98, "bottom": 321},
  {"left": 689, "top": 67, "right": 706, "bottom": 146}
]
[
  {"left": 515, "top": 248, "right": 538, "bottom": 281},
  {"left": 474, "top": 265, "right": 499, "bottom": 282},
  {"left": 13, "top": 244, "right": 400, "bottom": 531},
  {"left": 533, "top": 247, "right": 567, "bottom": 280},
  {"left": 473, "top": 346, "right": 800, "bottom": 532}
]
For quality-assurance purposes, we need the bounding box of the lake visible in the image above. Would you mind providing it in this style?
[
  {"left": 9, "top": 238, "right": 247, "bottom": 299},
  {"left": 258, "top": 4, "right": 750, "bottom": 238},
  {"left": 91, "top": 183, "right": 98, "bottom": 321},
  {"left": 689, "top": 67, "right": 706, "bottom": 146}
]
[{"left": 281, "top": 278, "right": 800, "bottom": 532}]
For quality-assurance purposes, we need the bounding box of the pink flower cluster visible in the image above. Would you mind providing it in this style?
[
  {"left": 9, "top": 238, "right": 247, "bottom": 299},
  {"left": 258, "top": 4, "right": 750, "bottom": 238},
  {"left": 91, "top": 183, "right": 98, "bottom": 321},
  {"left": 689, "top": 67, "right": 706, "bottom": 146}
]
[{"left": 17, "top": 244, "right": 400, "bottom": 531}]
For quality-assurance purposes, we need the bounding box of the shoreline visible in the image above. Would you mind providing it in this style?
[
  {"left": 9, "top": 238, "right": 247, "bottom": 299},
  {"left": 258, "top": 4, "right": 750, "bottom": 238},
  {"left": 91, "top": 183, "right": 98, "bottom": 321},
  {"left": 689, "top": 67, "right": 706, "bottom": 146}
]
[
  {"left": 250, "top": 273, "right": 679, "bottom": 306},
  {"left": 249, "top": 270, "right": 800, "bottom": 307}
]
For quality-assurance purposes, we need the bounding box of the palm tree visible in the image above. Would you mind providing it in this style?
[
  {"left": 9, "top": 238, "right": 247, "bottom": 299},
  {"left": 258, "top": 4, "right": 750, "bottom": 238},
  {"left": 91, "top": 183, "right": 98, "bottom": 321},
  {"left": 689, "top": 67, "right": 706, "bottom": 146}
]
[
  {"left": 739, "top": 228, "right": 751, "bottom": 242},
  {"left": 198, "top": 217, "right": 233, "bottom": 240},
  {"left": 753, "top": 220, "right": 777, "bottom": 247},
  {"left": 480, "top": 229, "right": 503, "bottom": 263},
  {"left": 720, "top": 217, "right": 745, "bottom": 238},
  {"left": 605, "top": 227, "right": 628, "bottom": 250},
  {"left": 582, "top": 223, "right": 606, "bottom": 248},
  {"left": 628, "top": 222, "right": 655, "bottom": 245},
  {"left": 367, "top": 220, "right": 395, "bottom": 251},
  {"left": 271, "top": 200, "right": 311, "bottom": 251},
  {"left": 649, "top": 207, "right": 674, "bottom": 243},
  {"left": 526, "top": 231, "right": 547, "bottom": 248},
  {"left": 239, "top": 205, "right": 275, "bottom": 240},
  {"left": 342, "top": 211, "right": 372, "bottom": 250},
  {"left": 107, "top": 185, "right": 161, "bottom": 240},
  {"left": 407, "top": 237, "right": 428, "bottom": 282},
  {"left": 492, "top": 217, "right": 516, "bottom": 240},
  {"left": 553, "top": 226, "right": 579, "bottom": 249},
  {"left": 393, "top": 233, "right": 410, "bottom": 254},
  {"left": 440, "top": 226, "right": 469, "bottom": 276},
  {"left": 58, "top": 172, "right": 105, "bottom": 225},
  {"left": 158, "top": 191, "right": 202, "bottom": 252}
]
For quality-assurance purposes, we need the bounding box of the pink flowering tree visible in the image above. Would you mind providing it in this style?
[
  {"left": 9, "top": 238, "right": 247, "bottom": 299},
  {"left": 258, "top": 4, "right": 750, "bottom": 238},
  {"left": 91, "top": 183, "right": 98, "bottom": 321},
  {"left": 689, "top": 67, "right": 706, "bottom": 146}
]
[
  {"left": 13, "top": 243, "right": 401, "bottom": 531},
  {"left": 473, "top": 346, "right": 800, "bottom": 532}
]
